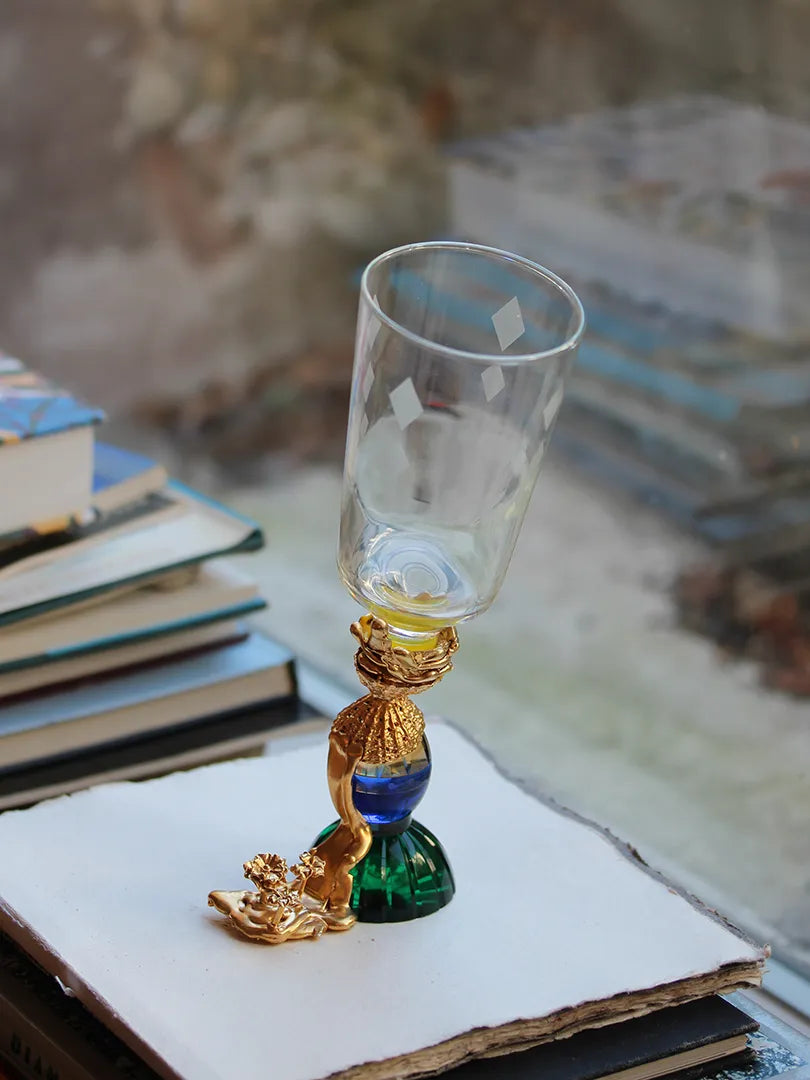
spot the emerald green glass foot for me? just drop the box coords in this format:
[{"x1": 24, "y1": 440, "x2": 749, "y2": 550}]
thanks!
[{"x1": 313, "y1": 819, "x2": 455, "y2": 923}]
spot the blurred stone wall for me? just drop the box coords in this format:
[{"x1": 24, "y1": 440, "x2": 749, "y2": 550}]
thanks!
[{"x1": 1, "y1": 0, "x2": 808, "y2": 466}]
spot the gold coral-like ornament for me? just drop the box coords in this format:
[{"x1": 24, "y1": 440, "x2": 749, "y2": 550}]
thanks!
[
  {"x1": 352, "y1": 615, "x2": 458, "y2": 699},
  {"x1": 208, "y1": 850, "x2": 333, "y2": 943}
]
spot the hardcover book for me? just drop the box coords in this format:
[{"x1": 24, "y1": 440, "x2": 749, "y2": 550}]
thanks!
[
  {"x1": 0, "y1": 632, "x2": 295, "y2": 773},
  {"x1": 0, "y1": 560, "x2": 264, "y2": 672},
  {"x1": 0, "y1": 441, "x2": 168, "y2": 560},
  {"x1": 0, "y1": 355, "x2": 103, "y2": 445},
  {"x1": 0, "y1": 617, "x2": 247, "y2": 701},
  {"x1": 0, "y1": 483, "x2": 264, "y2": 626},
  {"x1": 0, "y1": 723, "x2": 768, "y2": 1080},
  {"x1": 0, "y1": 354, "x2": 104, "y2": 538},
  {"x1": 0, "y1": 707, "x2": 317, "y2": 813},
  {"x1": 91, "y1": 442, "x2": 168, "y2": 514}
]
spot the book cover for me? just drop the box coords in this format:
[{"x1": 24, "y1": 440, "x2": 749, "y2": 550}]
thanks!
[
  {"x1": 0, "y1": 442, "x2": 167, "y2": 557},
  {"x1": 0, "y1": 561, "x2": 263, "y2": 673},
  {"x1": 92, "y1": 443, "x2": 168, "y2": 513},
  {"x1": 0, "y1": 618, "x2": 249, "y2": 700},
  {"x1": 0, "y1": 597, "x2": 267, "y2": 677},
  {"x1": 0, "y1": 723, "x2": 767, "y2": 1080},
  {"x1": 0, "y1": 632, "x2": 295, "y2": 773},
  {"x1": 0, "y1": 355, "x2": 101, "y2": 539},
  {"x1": 0, "y1": 491, "x2": 177, "y2": 575},
  {"x1": 0, "y1": 354, "x2": 104, "y2": 445},
  {"x1": 0, "y1": 697, "x2": 305, "y2": 811},
  {"x1": 0, "y1": 482, "x2": 264, "y2": 626},
  {"x1": 453, "y1": 997, "x2": 756, "y2": 1080}
]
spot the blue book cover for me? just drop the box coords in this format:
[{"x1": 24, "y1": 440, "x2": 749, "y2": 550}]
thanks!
[
  {"x1": 0, "y1": 633, "x2": 294, "y2": 747},
  {"x1": 91, "y1": 441, "x2": 168, "y2": 513},
  {"x1": 92, "y1": 443, "x2": 163, "y2": 499},
  {"x1": 0, "y1": 353, "x2": 104, "y2": 445},
  {"x1": 0, "y1": 595, "x2": 268, "y2": 676}
]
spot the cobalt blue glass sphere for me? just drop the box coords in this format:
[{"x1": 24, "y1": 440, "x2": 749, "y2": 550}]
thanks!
[{"x1": 351, "y1": 737, "x2": 431, "y2": 830}]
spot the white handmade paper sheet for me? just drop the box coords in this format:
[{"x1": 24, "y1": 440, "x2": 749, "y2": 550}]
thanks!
[{"x1": 0, "y1": 724, "x2": 764, "y2": 1080}]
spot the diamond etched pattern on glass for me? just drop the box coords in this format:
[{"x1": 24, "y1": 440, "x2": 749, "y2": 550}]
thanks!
[
  {"x1": 481, "y1": 364, "x2": 506, "y2": 402},
  {"x1": 389, "y1": 377, "x2": 424, "y2": 431},
  {"x1": 361, "y1": 360, "x2": 375, "y2": 402},
  {"x1": 542, "y1": 380, "x2": 565, "y2": 430},
  {"x1": 491, "y1": 296, "x2": 525, "y2": 350}
]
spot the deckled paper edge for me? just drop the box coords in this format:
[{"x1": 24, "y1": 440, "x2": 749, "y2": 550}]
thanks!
[
  {"x1": 436, "y1": 717, "x2": 769, "y2": 957},
  {"x1": 327, "y1": 962, "x2": 766, "y2": 1080}
]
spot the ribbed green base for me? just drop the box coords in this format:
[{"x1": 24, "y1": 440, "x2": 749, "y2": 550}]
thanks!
[{"x1": 313, "y1": 819, "x2": 455, "y2": 923}]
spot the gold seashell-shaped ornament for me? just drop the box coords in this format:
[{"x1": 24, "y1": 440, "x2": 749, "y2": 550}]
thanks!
[{"x1": 331, "y1": 695, "x2": 424, "y2": 765}]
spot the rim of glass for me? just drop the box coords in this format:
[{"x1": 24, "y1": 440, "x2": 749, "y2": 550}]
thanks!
[{"x1": 360, "y1": 241, "x2": 586, "y2": 365}]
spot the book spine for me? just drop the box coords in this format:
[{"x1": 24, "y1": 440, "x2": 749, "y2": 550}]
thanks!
[{"x1": 0, "y1": 985, "x2": 118, "y2": 1080}]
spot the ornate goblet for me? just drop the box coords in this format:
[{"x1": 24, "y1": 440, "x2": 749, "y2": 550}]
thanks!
[{"x1": 210, "y1": 242, "x2": 584, "y2": 941}]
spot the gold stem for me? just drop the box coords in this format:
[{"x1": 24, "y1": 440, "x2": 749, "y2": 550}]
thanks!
[{"x1": 304, "y1": 731, "x2": 371, "y2": 918}]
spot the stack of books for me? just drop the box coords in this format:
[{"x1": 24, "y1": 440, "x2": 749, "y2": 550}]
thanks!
[
  {"x1": 0, "y1": 723, "x2": 790, "y2": 1080},
  {"x1": 0, "y1": 353, "x2": 298, "y2": 810}
]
